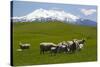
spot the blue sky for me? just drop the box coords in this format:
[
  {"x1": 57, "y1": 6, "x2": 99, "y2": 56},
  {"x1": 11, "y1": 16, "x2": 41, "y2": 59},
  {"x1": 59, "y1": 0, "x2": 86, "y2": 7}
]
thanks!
[{"x1": 12, "y1": 1, "x2": 97, "y2": 22}]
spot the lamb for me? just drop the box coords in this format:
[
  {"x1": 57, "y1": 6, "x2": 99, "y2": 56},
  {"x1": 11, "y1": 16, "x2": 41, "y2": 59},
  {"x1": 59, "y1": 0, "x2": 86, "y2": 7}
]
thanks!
[{"x1": 19, "y1": 42, "x2": 31, "y2": 50}]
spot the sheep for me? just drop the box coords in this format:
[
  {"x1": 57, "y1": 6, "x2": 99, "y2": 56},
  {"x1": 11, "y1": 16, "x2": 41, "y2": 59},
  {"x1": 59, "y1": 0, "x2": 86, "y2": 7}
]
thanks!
[
  {"x1": 19, "y1": 42, "x2": 31, "y2": 50},
  {"x1": 73, "y1": 39, "x2": 86, "y2": 51},
  {"x1": 39, "y1": 39, "x2": 86, "y2": 55},
  {"x1": 40, "y1": 42, "x2": 57, "y2": 54},
  {"x1": 66, "y1": 40, "x2": 77, "y2": 53},
  {"x1": 50, "y1": 45, "x2": 59, "y2": 56},
  {"x1": 57, "y1": 41, "x2": 69, "y2": 53},
  {"x1": 56, "y1": 40, "x2": 77, "y2": 53}
]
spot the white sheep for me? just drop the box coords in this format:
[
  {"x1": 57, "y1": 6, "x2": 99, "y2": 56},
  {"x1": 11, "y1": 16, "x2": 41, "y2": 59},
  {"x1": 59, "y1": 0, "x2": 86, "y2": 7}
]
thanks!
[
  {"x1": 73, "y1": 39, "x2": 85, "y2": 50},
  {"x1": 40, "y1": 42, "x2": 57, "y2": 54},
  {"x1": 19, "y1": 42, "x2": 31, "y2": 50}
]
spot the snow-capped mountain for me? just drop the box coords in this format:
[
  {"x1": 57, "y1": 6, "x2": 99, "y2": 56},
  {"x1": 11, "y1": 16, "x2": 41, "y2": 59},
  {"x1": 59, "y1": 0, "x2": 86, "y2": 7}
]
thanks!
[
  {"x1": 12, "y1": 8, "x2": 79, "y2": 22},
  {"x1": 12, "y1": 8, "x2": 97, "y2": 26}
]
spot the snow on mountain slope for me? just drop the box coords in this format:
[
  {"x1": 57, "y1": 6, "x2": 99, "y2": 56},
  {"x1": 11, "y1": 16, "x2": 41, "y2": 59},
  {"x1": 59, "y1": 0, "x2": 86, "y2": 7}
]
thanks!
[
  {"x1": 12, "y1": 8, "x2": 79, "y2": 22},
  {"x1": 12, "y1": 8, "x2": 96, "y2": 26}
]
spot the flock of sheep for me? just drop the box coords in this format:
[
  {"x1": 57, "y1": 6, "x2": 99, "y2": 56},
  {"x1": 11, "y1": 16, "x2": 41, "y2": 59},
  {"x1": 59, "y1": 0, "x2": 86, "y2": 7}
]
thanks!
[
  {"x1": 40, "y1": 39, "x2": 85, "y2": 55},
  {"x1": 17, "y1": 39, "x2": 86, "y2": 55}
]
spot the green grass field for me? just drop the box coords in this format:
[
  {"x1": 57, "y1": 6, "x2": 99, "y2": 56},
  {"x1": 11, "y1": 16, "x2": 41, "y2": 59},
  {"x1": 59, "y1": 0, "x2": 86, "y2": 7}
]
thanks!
[{"x1": 13, "y1": 21, "x2": 97, "y2": 66}]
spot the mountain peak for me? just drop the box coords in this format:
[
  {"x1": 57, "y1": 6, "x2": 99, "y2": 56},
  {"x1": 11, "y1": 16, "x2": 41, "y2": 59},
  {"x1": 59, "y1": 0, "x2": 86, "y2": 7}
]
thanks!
[
  {"x1": 12, "y1": 8, "x2": 97, "y2": 26},
  {"x1": 24, "y1": 8, "x2": 79, "y2": 21}
]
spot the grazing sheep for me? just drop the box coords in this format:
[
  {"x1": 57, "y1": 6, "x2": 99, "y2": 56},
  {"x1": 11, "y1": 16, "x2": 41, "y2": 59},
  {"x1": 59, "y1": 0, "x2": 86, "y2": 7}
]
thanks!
[
  {"x1": 50, "y1": 45, "x2": 59, "y2": 56},
  {"x1": 19, "y1": 42, "x2": 30, "y2": 50},
  {"x1": 73, "y1": 39, "x2": 86, "y2": 50},
  {"x1": 67, "y1": 40, "x2": 77, "y2": 53},
  {"x1": 57, "y1": 41, "x2": 69, "y2": 53},
  {"x1": 40, "y1": 42, "x2": 57, "y2": 54},
  {"x1": 39, "y1": 39, "x2": 86, "y2": 55}
]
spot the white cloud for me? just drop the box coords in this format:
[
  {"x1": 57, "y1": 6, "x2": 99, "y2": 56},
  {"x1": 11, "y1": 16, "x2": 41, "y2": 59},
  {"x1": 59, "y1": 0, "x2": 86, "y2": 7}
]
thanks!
[{"x1": 81, "y1": 9, "x2": 96, "y2": 16}]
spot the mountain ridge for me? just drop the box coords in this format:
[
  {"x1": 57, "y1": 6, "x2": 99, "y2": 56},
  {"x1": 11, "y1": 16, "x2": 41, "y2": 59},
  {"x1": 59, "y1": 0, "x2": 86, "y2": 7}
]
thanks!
[{"x1": 12, "y1": 8, "x2": 96, "y2": 26}]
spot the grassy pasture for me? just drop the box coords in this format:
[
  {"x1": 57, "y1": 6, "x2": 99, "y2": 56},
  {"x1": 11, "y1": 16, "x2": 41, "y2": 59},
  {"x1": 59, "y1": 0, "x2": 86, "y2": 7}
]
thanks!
[{"x1": 12, "y1": 21, "x2": 97, "y2": 66}]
